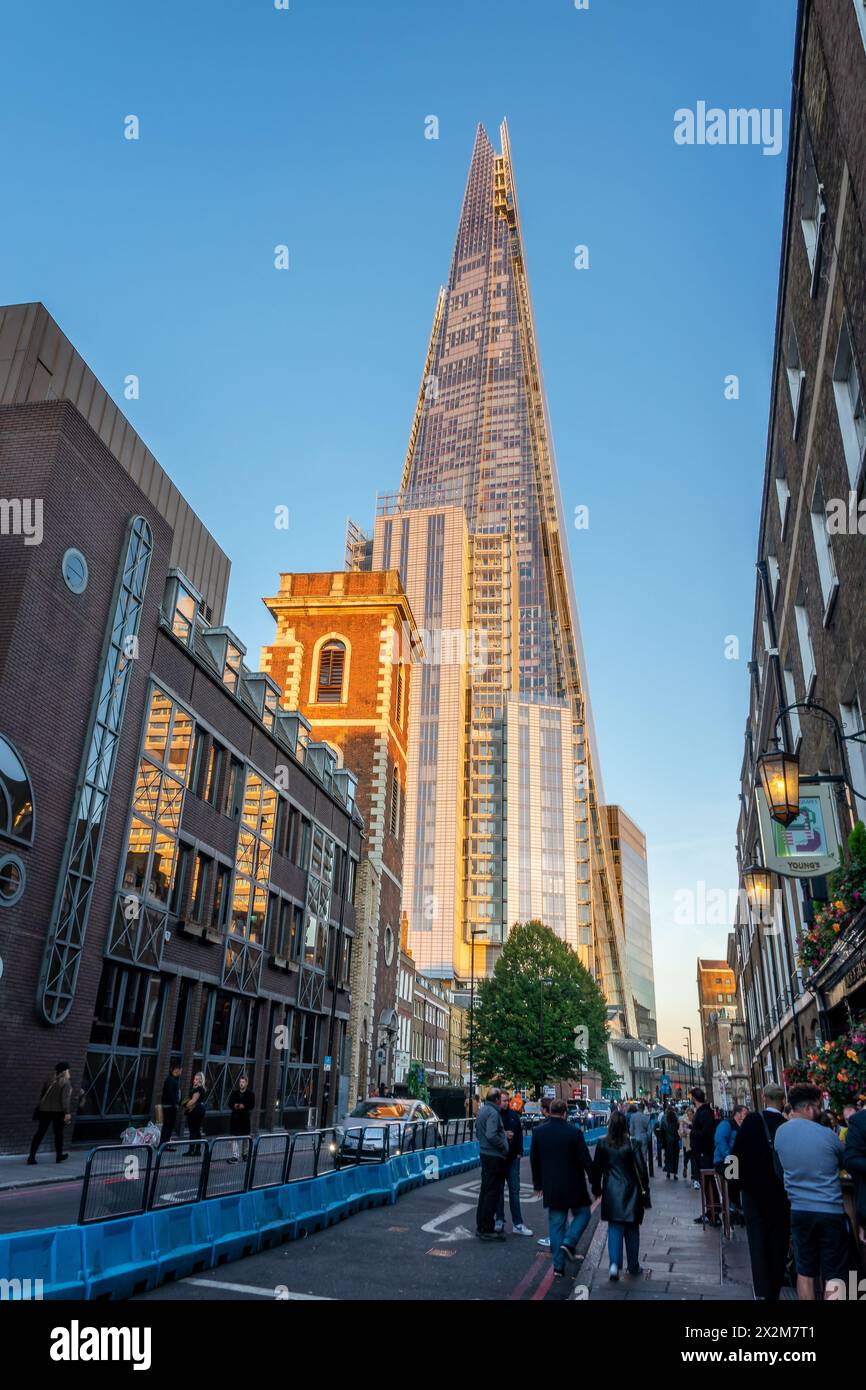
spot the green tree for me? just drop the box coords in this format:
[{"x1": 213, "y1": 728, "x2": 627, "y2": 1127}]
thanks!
[{"x1": 470, "y1": 920, "x2": 616, "y2": 1095}]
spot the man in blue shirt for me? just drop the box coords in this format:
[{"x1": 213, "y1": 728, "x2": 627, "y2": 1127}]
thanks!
[{"x1": 774, "y1": 1083, "x2": 847, "y2": 1300}]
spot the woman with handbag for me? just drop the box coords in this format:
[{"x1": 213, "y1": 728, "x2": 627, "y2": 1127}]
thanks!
[
  {"x1": 184, "y1": 1071, "x2": 207, "y2": 1154},
  {"x1": 592, "y1": 1109, "x2": 651, "y2": 1281}
]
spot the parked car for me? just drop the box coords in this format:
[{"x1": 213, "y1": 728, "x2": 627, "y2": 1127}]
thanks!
[
  {"x1": 589, "y1": 1101, "x2": 610, "y2": 1127},
  {"x1": 336, "y1": 1099, "x2": 439, "y2": 1165}
]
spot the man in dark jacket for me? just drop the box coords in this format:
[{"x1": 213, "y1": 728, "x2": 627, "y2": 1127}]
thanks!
[
  {"x1": 495, "y1": 1092, "x2": 532, "y2": 1235},
  {"x1": 475, "y1": 1088, "x2": 509, "y2": 1239},
  {"x1": 28, "y1": 1062, "x2": 73, "y2": 1164},
  {"x1": 160, "y1": 1062, "x2": 183, "y2": 1146},
  {"x1": 843, "y1": 1106, "x2": 866, "y2": 1239},
  {"x1": 689, "y1": 1088, "x2": 716, "y2": 1191},
  {"x1": 530, "y1": 1098, "x2": 594, "y2": 1277},
  {"x1": 730, "y1": 1083, "x2": 789, "y2": 1300}
]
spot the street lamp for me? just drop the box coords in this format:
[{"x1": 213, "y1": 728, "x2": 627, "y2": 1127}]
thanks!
[
  {"x1": 742, "y1": 862, "x2": 774, "y2": 923},
  {"x1": 538, "y1": 976, "x2": 553, "y2": 1099},
  {"x1": 467, "y1": 927, "x2": 487, "y2": 1112},
  {"x1": 757, "y1": 746, "x2": 800, "y2": 826},
  {"x1": 682, "y1": 1025, "x2": 694, "y2": 1089}
]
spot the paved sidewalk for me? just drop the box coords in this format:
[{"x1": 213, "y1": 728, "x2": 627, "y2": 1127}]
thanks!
[
  {"x1": 580, "y1": 1165, "x2": 754, "y2": 1300},
  {"x1": 0, "y1": 1149, "x2": 90, "y2": 1192}
]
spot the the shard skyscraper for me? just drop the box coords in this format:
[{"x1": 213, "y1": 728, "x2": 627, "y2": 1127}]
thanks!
[{"x1": 349, "y1": 121, "x2": 636, "y2": 1038}]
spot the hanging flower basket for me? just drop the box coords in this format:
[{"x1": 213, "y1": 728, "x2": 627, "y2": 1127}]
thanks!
[
  {"x1": 798, "y1": 821, "x2": 866, "y2": 973},
  {"x1": 785, "y1": 1016, "x2": 866, "y2": 1111}
]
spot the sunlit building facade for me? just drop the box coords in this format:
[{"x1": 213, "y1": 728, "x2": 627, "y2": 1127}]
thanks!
[
  {"x1": 605, "y1": 806, "x2": 657, "y2": 1045},
  {"x1": 349, "y1": 122, "x2": 635, "y2": 1033}
]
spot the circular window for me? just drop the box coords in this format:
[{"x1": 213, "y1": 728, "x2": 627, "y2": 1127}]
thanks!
[
  {"x1": 383, "y1": 925, "x2": 394, "y2": 966},
  {"x1": 62, "y1": 548, "x2": 89, "y2": 594},
  {"x1": 0, "y1": 853, "x2": 25, "y2": 907}
]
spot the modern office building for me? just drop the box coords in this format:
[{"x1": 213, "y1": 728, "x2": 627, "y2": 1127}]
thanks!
[
  {"x1": 605, "y1": 806, "x2": 658, "y2": 1046},
  {"x1": 733, "y1": 0, "x2": 866, "y2": 1098},
  {"x1": 0, "y1": 325, "x2": 365, "y2": 1151},
  {"x1": 259, "y1": 569, "x2": 419, "y2": 1102},
  {"x1": 348, "y1": 121, "x2": 636, "y2": 1041}
]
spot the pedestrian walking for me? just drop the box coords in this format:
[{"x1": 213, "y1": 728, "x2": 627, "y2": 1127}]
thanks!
[
  {"x1": 714, "y1": 1104, "x2": 746, "y2": 1214},
  {"x1": 27, "y1": 1062, "x2": 73, "y2": 1164},
  {"x1": 184, "y1": 1071, "x2": 207, "y2": 1153},
  {"x1": 591, "y1": 1110, "x2": 651, "y2": 1281},
  {"x1": 843, "y1": 1104, "x2": 866, "y2": 1246},
  {"x1": 628, "y1": 1101, "x2": 652, "y2": 1178},
  {"x1": 475, "y1": 1087, "x2": 509, "y2": 1240},
  {"x1": 730, "y1": 1083, "x2": 790, "y2": 1301},
  {"x1": 530, "y1": 1098, "x2": 594, "y2": 1278},
  {"x1": 679, "y1": 1106, "x2": 694, "y2": 1181},
  {"x1": 494, "y1": 1091, "x2": 532, "y2": 1235},
  {"x1": 662, "y1": 1104, "x2": 680, "y2": 1179},
  {"x1": 652, "y1": 1107, "x2": 665, "y2": 1168},
  {"x1": 774, "y1": 1083, "x2": 848, "y2": 1300},
  {"x1": 689, "y1": 1087, "x2": 716, "y2": 1192},
  {"x1": 227, "y1": 1075, "x2": 254, "y2": 1162},
  {"x1": 159, "y1": 1061, "x2": 182, "y2": 1146}
]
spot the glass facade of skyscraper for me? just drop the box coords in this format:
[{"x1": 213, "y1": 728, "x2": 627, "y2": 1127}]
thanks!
[{"x1": 353, "y1": 123, "x2": 635, "y2": 1031}]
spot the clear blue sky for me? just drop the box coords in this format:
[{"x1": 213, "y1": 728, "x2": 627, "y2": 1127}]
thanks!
[{"x1": 2, "y1": 0, "x2": 798, "y2": 1053}]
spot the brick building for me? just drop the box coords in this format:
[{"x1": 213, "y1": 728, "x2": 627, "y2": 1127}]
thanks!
[
  {"x1": 412, "y1": 974, "x2": 451, "y2": 1090},
  {"x1": 0, "y1": 367, "x2": 363, "y2": 1151},
  {"x1": 697, "y1": 959, "x2": 739, "y2": 1111},
  {"x1": 733, "y1": 0, "x2": 866, "y2": 1098},
  {"x1": 260, "y1": 569, "x2": 418, "y2": 1104}
]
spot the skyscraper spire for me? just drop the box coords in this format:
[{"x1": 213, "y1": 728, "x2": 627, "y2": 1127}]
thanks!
[{"x1": 364, "y1": 123, "x2": 636, "y2": 1037}]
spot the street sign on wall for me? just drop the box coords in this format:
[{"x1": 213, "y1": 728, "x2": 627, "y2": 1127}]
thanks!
[{"x1": 755, "y1": 784, "x2": 841, "y2": 879}]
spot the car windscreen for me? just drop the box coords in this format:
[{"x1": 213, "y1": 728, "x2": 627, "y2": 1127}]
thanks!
[{"x1": 347, "y1": 1103, "x2": 409, "y2": 1119}]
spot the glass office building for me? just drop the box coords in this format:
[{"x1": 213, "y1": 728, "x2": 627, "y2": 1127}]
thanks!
[{"x1": 352, "y1": 123, "x2": 635, "y2": 1031}]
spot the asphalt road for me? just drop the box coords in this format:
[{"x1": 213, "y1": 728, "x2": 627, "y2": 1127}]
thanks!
[{"x1": 133, "y1": 1156, "x2": 598, "y2": 1302}]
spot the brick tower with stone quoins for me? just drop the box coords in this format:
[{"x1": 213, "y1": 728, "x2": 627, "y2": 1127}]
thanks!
[{"x1": 261, "y1": 570, "x2": 420, "y2": 1104}]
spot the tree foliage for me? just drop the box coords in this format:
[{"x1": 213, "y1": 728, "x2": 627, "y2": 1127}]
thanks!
[{"x1": 470, "y1": 920, "x2": 615, "y2": 1094}]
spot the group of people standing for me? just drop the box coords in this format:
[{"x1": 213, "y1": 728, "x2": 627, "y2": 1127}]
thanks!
[{"x1": 27, "y1": 1061, "x2": 256, "y2": 1162}]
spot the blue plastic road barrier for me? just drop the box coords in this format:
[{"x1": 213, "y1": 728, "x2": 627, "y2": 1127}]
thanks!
[
  {"x1": 83, "y1": 1214, "x2": 158, "y2": 1300},
  {"x1": 206, "y1": 1192, "x2": 259, "y2": 1266},
  {"x1": 0, "y1": 1133, "x2": 481, "y2": 1301},
  {"x1": 151, "y1": 1203, "x2": 212, "y2": 1284},
  {"x1": 0, "y1": 1224, "x2": 85, "y2": 1301}
]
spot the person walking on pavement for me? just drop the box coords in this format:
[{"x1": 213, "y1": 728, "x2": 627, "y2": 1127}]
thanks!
[
  {"x1": 530, "y1": 1098, "x2": 594, "y2": 1278},
  {"x1": 27, "y1": 1062, "x2": 73, "y2": 1164},
  {"x1": 184, "y1": 1071, "x2": 208, "y2": 1153},
  {"x1": 689, "y1": 1087, "x2": 716, "y2": 1193},
  {"x1": 714, "y1": 1104, "x2": 746, "y2": 1216},
  {"x1": 495, "y1": 1091, "x2": 533, "y2": 1236},
  {"x1": 652, "y1": 1107, "x2": 665, "y2": 1169},
  {"x1": 662, "y1": 1104, "x2": 680, "y2": 1180},
  {"x1": 159, "y1": 1061, "x2": 183, "y2": 1147},
  {"x1": 475, "y1": 1087, "x2": 509, "y2": 1240},
  {"x1": 227, "y1": 1075, "x2": 255, "y2": 1161},
  {"x1": 628, "y1": 1101, "x2": 652, "y2": 1178},
  {"x1": 730, "y1": 1083, "x2": 789, "y2": 1301},
  {"x1": 679, "y1": 1106, "x2": 694, "y2": 1181},
  {"x1": 774, "y1": 1083, "x2": 849, "y2": 1300},
  {"x1": 843, "y1": 1104, "x2": 866, "y2": 1247},
  {"x1": 592, "y1": 1109, "x2": 651, "y2": 1281}
]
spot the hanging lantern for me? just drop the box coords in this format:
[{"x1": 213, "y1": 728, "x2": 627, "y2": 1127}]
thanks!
[
  {"x1": 742, "y1": 863, "x2": 774, "y2": 923},
  {"x1": 758, "y1": 748, "x2": 800, "y2": 826}
]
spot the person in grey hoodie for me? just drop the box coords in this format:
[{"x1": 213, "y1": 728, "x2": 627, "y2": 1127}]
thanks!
[{"x1": 475, "y1": 1087, "x2": 509, "y2": 1239}]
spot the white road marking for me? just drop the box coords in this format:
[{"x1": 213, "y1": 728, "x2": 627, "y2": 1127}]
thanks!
[
  {"x1": 181, "y1": 1278, "x2": 332, "y2": 1300},
  {"x1": 421, "y1": 1201, "x2": 474, "y2": 1241}
]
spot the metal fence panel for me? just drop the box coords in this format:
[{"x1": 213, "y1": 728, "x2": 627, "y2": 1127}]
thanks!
[
  {"x1": 203, "y1": 1136, "x2": 252, "y2": 1199},
  {"x1": 148, "y1": 1140, "x2": 209, "y2": 1210},
  {"x1": 249, "y1": 1131, "x2": 291, "y2": 1189},
  {"x1": 78, "y1": 1144, "x2": 152, "y2": 1225}
]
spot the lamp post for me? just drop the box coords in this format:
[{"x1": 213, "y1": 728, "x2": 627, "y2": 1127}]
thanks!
[
  {"x1": 682, "y1": 1026, "x2": 694, "y2": 1091},
  {"x1": 760, "y1": 700, "x2": 866, "y2": 833},
  {"x1": 467, "y1": 927, "x2": 487, "y2": 1112},
  {"x1": 538, "y1": 976, "x2": 553, "y2": 1099}
]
